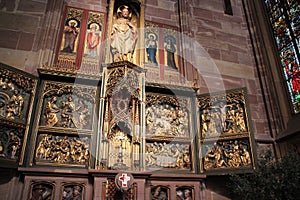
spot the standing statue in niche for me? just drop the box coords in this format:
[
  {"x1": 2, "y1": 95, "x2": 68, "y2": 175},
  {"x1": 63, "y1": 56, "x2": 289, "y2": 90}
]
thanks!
[{"x1": 110, "y1": 5, "x2": 138, "y2": 62}]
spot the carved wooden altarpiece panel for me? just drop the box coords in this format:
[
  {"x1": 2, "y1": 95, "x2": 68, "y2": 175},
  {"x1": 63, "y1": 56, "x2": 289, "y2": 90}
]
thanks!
[
  {"x1": 0, "y1": 63, "x2": 38, "y2": 166},
  {"x1": 31, "y1": 81, "x2": 97, "y2": 167},
  {"x1": 145, "y1": 92, "x2": 194, "y2": 172},
  {"x1": 197, "y1": 88, "x2": 256, "y2": 173}
]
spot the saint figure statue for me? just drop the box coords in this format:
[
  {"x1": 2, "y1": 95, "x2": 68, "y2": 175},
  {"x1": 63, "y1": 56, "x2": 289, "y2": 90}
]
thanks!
[{"x1": 110, "y1": 5, "x2": 138, "y2": 62}]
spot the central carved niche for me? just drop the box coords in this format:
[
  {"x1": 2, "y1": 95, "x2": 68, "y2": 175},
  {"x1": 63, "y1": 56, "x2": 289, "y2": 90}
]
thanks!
[{"x1": 99, "y1": 65, "x2": 142, "y2": 170}]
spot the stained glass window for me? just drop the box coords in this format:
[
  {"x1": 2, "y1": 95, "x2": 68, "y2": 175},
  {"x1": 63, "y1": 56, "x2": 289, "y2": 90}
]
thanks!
[{"x1": 264, "y1": 0, "x2": 300, "y2": 114}]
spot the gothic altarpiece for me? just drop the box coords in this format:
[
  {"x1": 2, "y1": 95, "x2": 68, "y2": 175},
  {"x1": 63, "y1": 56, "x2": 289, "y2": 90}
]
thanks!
[{"x1": 0, "y1": 0, "x2": 257, "y2": 199}]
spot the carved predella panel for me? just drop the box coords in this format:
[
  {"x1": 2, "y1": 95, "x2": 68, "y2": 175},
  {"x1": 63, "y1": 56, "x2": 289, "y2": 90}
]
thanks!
[
  {"x1": 145, "y1": 141, "x2": 192, "y2": 171},
  {"x1": 150, "y1": 185, "x2": 169, "y2": 200},
  {"x1": 202, "y1": 138, "x2": 253, "y2": 171},
  {"x1": 34, "y1": 133, "x2": 90, "y2": 167},
  {"x1": 0, "y1": 127, "x2": 24, "y2": 161},
  {"x1": 197, "y1": 88, "x2": 250, "y2": 139},
  {"x1": 176, "y1": 186, "x2": 194, "y2": 200},
  {"x1": 61, "y1": 184, "x2": 84, "y2": 200},
  {"x1": 29, "y1": 182, "x2": 54, "y2": 200},
  {"x1": 0, "y1": 66, "x2": 37, "y2": 124},
  {"x1": 39, "y1": 81, "x2": 96, "y2": 131},
  {"x1": 146, "y1": 93, "x2": 190, "y2": 138}
]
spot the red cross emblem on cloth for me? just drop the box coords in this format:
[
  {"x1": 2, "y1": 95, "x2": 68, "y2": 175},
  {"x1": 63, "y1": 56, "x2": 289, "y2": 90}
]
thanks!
[
  {"x1": 119, "y1": 173, "x2": 131, "y2": 187},
  {"x1": 115, "y1": 172, "x2": 134, "y2": 191}
]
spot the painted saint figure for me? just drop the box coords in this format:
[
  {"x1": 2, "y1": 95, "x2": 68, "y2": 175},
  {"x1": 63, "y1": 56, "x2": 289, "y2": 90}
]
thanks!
[
  {"x1": 146, "y1": 33, "x2": 158, "y2": 64},
  {"x1": 164, "y1": 36, "x2": 177, "y2": 69},
  {"x1": 62, "y1": 19, "x2": 79, "y2": 53},
  {"x1": 86, "y1": 23, "x2": 101, "y2": 57},
  {"x1": 110, "y1": 5, "x2": 138, "y2": 62}
]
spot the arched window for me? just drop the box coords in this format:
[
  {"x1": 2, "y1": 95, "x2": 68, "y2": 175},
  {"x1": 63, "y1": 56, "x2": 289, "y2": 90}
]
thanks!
[{"x1": 264, "y1": 0, "x2": 300, "y2": 114}]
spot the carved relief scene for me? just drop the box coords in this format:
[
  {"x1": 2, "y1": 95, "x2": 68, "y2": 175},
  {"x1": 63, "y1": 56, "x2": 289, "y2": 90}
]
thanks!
[
  {"x1": 35, "y1": 134, "x2": 90, "y2": 166},
  {"x1": 146, "y1": 93, "x2": 190, "y2": 138},
  {"x1": 202, "y1": 139, "x2": 253, "y2": 171},
  {"x1": 145, "y1": 141, "x2": 191, "y2": 170},
  {"x1": 151, "y1": 186, "x2": 169, "y2": 200},
  {"x1": 0, "y1": 67, "x2": 36, "y2": 123},
  {"x1": 29, "y1": 183, "x2": 54, "y2": 200},
  {"x1": 0, "y1": 127, "x2": 23, "y2": 161},
  {"x1": 176, "y1": 187, "x2": 194, "y2": 200},
  {"x1": 39, "y1": 82, "x2": 96, "y2": 130},
  {"x1": 62, "y1": 184, "x2": 84, "y2": 200},
  {"x1": 198, "y1": 89, "x2": 249, "y2": 138}
]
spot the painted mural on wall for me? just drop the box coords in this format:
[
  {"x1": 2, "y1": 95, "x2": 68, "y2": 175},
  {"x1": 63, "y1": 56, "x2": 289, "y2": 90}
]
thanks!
[
  {"x1": 144, "y1": 22, "x2": 180, "y2": 71},
  {"x1": 55, "y1": 7, "x2": 105, "y2": 73},
  {"x1": 145, "y1": 22, "x2": 159, "y2": 66},
  {"x1": 197, "y1": 88, "x2": 255, "y2": 172}
]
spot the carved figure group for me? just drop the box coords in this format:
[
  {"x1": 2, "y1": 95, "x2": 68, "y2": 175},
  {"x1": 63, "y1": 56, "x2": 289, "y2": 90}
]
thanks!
[
  {"x1": 0, "y1": 88, "x2": 25, "y2": 120},
  {"x1": 145, "y1": 142, "x2": 190, "y2": 169},
  {"x1": 146, "y1": 104, "x2": 188, "y2": 136},
  {"x1": 176, "y1": 188, "x2": 192, "y2": 200},
  {"x1": 0, "y1": 131, "x2": 21, "y2": 160},
  {"x1": 151, "y1": 186, "x2": 168, "y2": 200},
  {"x1": 63, "y1": 185, "x2": 82, "y2": 200},
  {"x1": 44, "y1": 96, "x2": 90, "y2": 129},
  {"x1": 36, "y1": 135, "x2": 89, "y2": 165},
  {"x1": 203, "y1": 140, "x2": 252, "y2": 170},
  {"x1": 201, "y1": 103, "x2": 247, "y2": 137},
  {"x1": 30, "y1": 184, "x2": 52, "y2": 200}
]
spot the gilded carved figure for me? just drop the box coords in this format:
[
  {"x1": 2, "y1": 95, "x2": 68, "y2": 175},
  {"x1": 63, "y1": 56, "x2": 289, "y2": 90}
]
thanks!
[
  {"x1": 45, "y1": 97, "x2": 59, "y2": 127},
  {"x1": 110, "y1": 5, "x2": 138, "y2": 62},
  {"x1": 7, "y1": 89, "x2": 24, "y2": 119}
]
